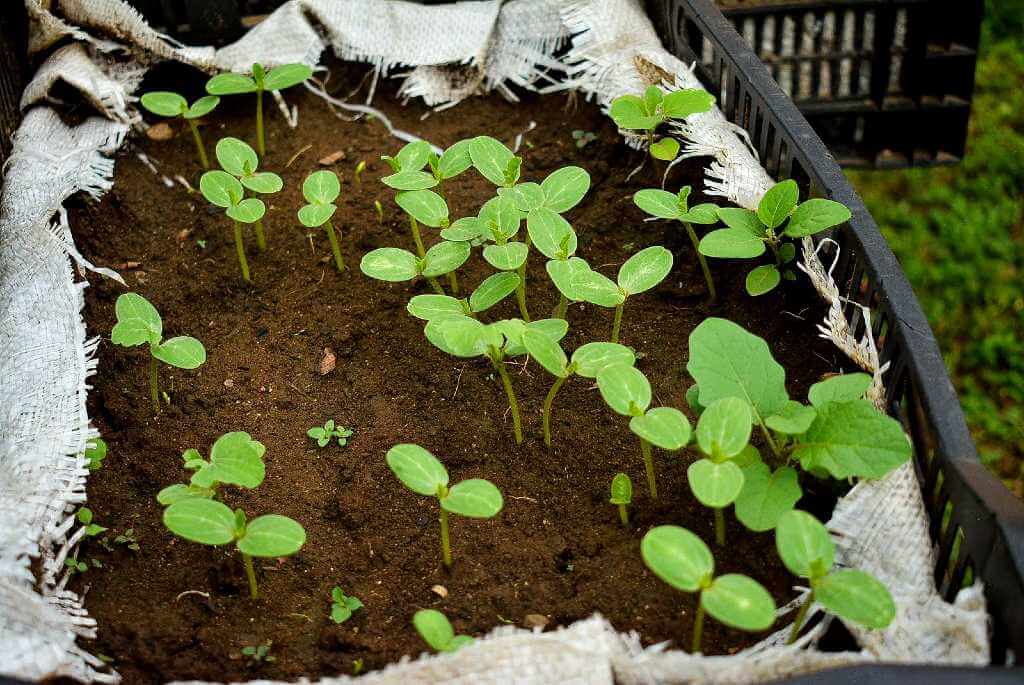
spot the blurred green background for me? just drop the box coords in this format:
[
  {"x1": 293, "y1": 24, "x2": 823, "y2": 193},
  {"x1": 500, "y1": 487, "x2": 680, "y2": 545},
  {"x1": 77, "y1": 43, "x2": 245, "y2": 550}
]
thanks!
[{"x1": 848, "y1": 2, "x2": 1023, "y2": 495}]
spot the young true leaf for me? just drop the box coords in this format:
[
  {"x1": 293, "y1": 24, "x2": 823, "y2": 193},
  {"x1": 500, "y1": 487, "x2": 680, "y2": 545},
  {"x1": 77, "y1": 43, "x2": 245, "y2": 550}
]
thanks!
[
  {"x1": 807, "y1": 373, "x2": 873, "y2": 408},
  {"x1": 745, "y1": 264, "x2": 781, "y2": 296},
  {"x1": 649, "y1": 137, "x2": 680, "y2": 161},
  {"x1": 610, "y1": 472, "x2": 633, "y2": 526},
  {"x1": 609, "y1": 87, "x2": 713, "y2": 159},
  {"x1": 112, "y1": 293, "x2": 205, "y2": 413},
  {"x1": 733, "y1": 462, "x2": 801, "y2": 532},
  {"x1": 764, "y1": 401, "x2": 817, "y2": 435},
  {"x1": 414, "y1": 609, "x2": 474, "y2": 653},
  {"x1": 792, "y1": 400, "x2": 911, "y2": 479},
  {"x1": 307, "y1": 420, "x2": 353, "y2": 448},
  {"x1": 330, "y1": 586, "x2": 364, "y2": 624},
  {"x1": 157, "y1": 431, "x2": 266, "y2": 505},
  {"x1": 757, "y1": 179, "x2": 799, "y2": 230},
  {"x1": 387, "y1": 444, "x2": 502, "y2": 566},
  {"x1": 85, "y1": 437, "x2": 107, "y2": 471},
  {"x1": 140, "y1": 91, "x2": 220, "y2": 168}
]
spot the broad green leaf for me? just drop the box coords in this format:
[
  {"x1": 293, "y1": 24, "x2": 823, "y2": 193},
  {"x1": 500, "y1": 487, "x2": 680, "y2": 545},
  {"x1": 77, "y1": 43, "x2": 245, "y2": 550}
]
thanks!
[
  {"x1": 297, "y1": 202, "x2": 336, "y2": 227},
  {"x1": 184, "y1": 95, "x2": 219, "y2": 119},
  {"x1": 633, "y1": 189, "x2": 682, "y2": 220},
  {"x1": 469, "y1": 272, "x2": 520, "y2": 312},
  {"x1": 597, "y1": 365, "x2": 651, "y2": 416},
  {"x1": 610, "y1": 95, "x2": 659, "y2": 130},
  {"x1": 793, "y1": 400, "x2": 911, "y2": 479},
  {"x1": 226, "y1": 197, "x2": 266, "y2": 223},
  {"x1": 775, "y1": 509, "x2": 834, "y2": 578},
  {"x1": 204, "y1": 431, "x2": 266, "y2": 488},
  {"x1": 303, "y1": 170, "x2": 341, "y2": 204},
  {"x1": 696, "y1": 397, "x2": 752, "y2": 458},
  {"x1": 140, "y1": 91, "x2": 186, "y2": 117},
  {"x1": 163, "y1": 498, "x2": 236, "y2": 545},
  {"x1": 610, "y1": 472, "x2": 632, "y2": 505},
  {"x1": 745, "y1": 264, "x2": 781, "y2": 296},
  {"x1": 571, "y1": 342, "x2": 635, "y2": 379},
  {"x1": 784, "y1": 198, "x2": 851, "y2": 238},
  {"x1": 629, "y1": 407, "x2": 691, "y2": 450},
  {"x1": 503, "y1": 182, "x2": 545, "y2": 212},
  {"x1": 649, "y1": 137, "x2": 679, "y2": 161},
  {"x1": 640, "y1": 525, "x2": 713, "y2": 592},
  {"x1": 157, "y1": 483, "x2": 214, "y2": 505},
  {"x1": 396, "y1": 190, "x2": 448, "y2": 227},
  {"x1": 424, "y1": 316, "x2": 489, "y2": 358},
  {"x1": 262, "y1": 63, "x2": 313, "y2": 91},
  {"x1": 702, "y1": 574, "x2": 776, "y2": 631},
  {"x1": 422, "y1": 240, "x2": 470, "y2": 278},
  {"x1": 765, "y1": 401, "x2": 817, "y2": 434},
  {"x1": 237, "y1": 514, "x2": 306, "y2": 557},
  {"x1": 687, "y1": 317, "x2": 789, "y2": 418},
  {"x1": 757, "y1": 179, "x2": 799, "y2": 230},
  {"x1": 808, "y1": 373, "x2": 873, "y2": 408},
  {"x1": 688, "y1": 459, "x2": 744, "y2": 508},
  {"x1": 111, "y1": 292, "x2": 162, "y2": 346},
  {"x1": 199, "y1": 170, "x2": 242, "y2": 208},
  {"x1": 414, "y1": 609, "x2": 455, "y2": 651},
  {"x1": 479, "y1": 195, "x2": 520, "y2": 239},
  {"x1": 205, "y1": 72, "x2": 257, "y2": 95},
  {"x1": 482, "y1": 241, "x2": 528, "y2": 271},
  {"x1": 152, "y1": 336, "x2": 206, "y2": 369},
  {"x1": 394, "y1": 140, "x2": 432, "y2": 172},
  {"x1": 215, "y1": 137, "x2": 258, "y2": 177},
  {"x1": 470, "y1": 135, "x2": 514, "y2": 186},
  {"x1": 571, "y1": 268, "x2": 624, "y2": 307},
  {"x1": 699, "y1": 229, "x2": 767, "y2": 258},
  {"x1": 242, "y1": 171, "x2": 283, "y2": 194},
  {"x1": 382, "y1": 170, "x2": 437, "y2": 191},
  {"x1": 685, "y1": 383, "x2": 705, "y2": 416},
  {"x1": 441, "y1": 479, "x2": 503, "y2": 518},
  {"x1": 386, "y1": 444, "x2": 449, "y2": 496},
  {"x1": 814, "y1": 569, "x2": 895, "y2": 629},
  {"x1": 618, "y1": 245, "x2": 673, "y2": 295},
  {"x1": 717, "y1": 207, "x2": 765, "y2": 236},
  {"x1": 733, "y1": 444, "x2": 763, "y2": 469},
  {"x1": 360, "y1": 247, "x2": 420, "y2": 282},
  {"x1": 527, "y1": 208, "x2": 577, "y2": 260},
  {"x1": 546, "y1": 256, "x2": 590, "y2": 302},
  {"x1": 540, "y1": 166, "x2": 589, "y2": 213},
  {"x1": 662, "y1": 88, "x2": 715, "y2": 118},
  {"x1": 407, "y1": 294, "x2": 466, "y2": 321},
  {"x1": 522, "y1": 328, "x2": 568, "y2": 378},
  {"x1": 779, "y1": 242, "x2": 797, "y2": 263},
  {"x1": 734, "y1": 464, "x2": 801, "y2": 532},
  {"x1": 441, "y1": 217, "x2": 486, "y2": 242},
  {"x1": 437, "y1": 139, "x2": 472, "y2": 179},
  {"x1": 683, "y1": 203, "x2": 720, "y2": 225}
]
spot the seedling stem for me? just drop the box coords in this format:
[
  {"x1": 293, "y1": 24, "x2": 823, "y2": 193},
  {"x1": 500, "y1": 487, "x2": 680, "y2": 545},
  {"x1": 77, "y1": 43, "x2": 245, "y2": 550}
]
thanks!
[
  {"x1": 788, "y1": 591, "x2": 813, "y2": 644},
  {"x1": 439, "y1": 504, "x2": 452, "y2": 567},
  {"x1": 490, "y1": 349, "x2": 523, "y2": 445},
  {"x1": 325, "y1": 222, "x2": 345, "y2": 271},
  {"x1": 447, "y1": 272, "x2": 459, "y2": 295},
  {"x1": 410, "y1": 217, "x2": 426, "y2": 258},
  {"x1": 515, "y1": 266, "x2": 531, "y2": 322},
  {"x1": 640, "y1": 438, "x2": 657, "y2": 499},
  {"x1": 256, "y1": 89, "x2": 265, "y2": 157},
  {"x1": 618, "y1": 502, "x2": 629, "y2": 527},
  {"x1": 684, "y1": 221, "x2": 716, "y2": 301},
  {"x1": 234, "y1": 220, "x2": 251, "y2": 281},
  {"x1": 149, "y1": 355, "x2": 159, "y2": 413},
  {"x1": 243, "y1": 552, "x2": 258, "y2": 598},
  {"x1": 554, "y1": 293, "x2": 568, "y2": 319},
  {"x1": 254, "y1": 220, "x2": 267, "y2": 252},
  {"x1": 715, "y1": 508, "x2": 726, "y2": 546},
  {"x1": 187, "y1": 119, "x2": 209, "y2": 169},
  {"x1": 611, "y1": 303, "x2": 624, "y2": 344},
  {"x1": 692, "y1": 603, "x2": 706, "y2": 653},
  {"x1": 542, "y1": 375, "x2": 568, "y2": 447}
]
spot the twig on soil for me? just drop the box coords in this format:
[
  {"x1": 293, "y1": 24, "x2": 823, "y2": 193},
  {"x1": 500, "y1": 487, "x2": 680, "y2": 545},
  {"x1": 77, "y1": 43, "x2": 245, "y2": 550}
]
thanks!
[
  {"x1": 286, "y1": 144, "x2": 312, "y2": 168},
  {"x1": 175, "y1": 590, "x2": 211, "y2": 602}
]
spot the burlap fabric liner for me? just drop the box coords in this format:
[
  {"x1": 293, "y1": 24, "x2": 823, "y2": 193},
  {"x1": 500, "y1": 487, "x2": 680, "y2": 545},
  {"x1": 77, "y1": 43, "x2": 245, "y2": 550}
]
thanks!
[{"x1": 0, "y1": 0, "x2": 988, "y2": 682}]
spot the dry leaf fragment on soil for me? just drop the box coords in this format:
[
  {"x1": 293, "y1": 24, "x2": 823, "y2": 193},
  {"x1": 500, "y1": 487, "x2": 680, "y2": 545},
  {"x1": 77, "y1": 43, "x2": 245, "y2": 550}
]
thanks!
[
  {"x1": 524, "y1": 614, "x2": 549, "y2": 630},
  {"x1": 430, "y1": 585, "x2": 448, "y2": 598},
  {"x1": 319, "y1": 150, "x2": 346, "y2": 165},
  {"x1": 146, "y1": 123, "x2": 174, "y2": 141},
  {"x1": 319, "y1": 347, "x2": 336, "y2": 375}
]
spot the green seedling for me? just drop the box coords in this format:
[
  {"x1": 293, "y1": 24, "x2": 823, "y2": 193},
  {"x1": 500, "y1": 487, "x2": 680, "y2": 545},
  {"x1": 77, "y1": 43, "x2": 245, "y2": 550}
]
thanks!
[
  {"x1": 307, "y1": 420, "x2": 353, "y2": 448},
  {"x1": 698, "y1": 179, "x2": 852, "y2": 295},
  {"x1": 65, "y1": 555, "x2": 101, "y2": 575},
  {"x1": 634, "y1": 186, "x2": 720, "y2": 299},
  {"x1": 413, "y1": 609, "x2": 474, "y2": 653},
  {"x1": 360, "y1": 239, "x2": 469, "y2": 296},
  {"x1": 642, "y1": 525, "x2": 776, "y2": 653},
  {"x1": 77, "y1": 507, "x2": 108, "y2": 538},
  {"x1": 354, "y1": 160, "x2": 367, "y2": 188},
  {"x1": 85, "y1": 437, "x2": 107, "y2": 471},
  {"x1": 609, "y1": 86, "x2": 714, "y2": 160},
  {"x1": 163, "y1": 497, "x2": 305, "y2": 598},
  {"x1": 521, "y1": 332, "x2": 635, "y2": 447},
  {"x1": 776, "y1": 510, "x2": 895, "y2": 643},
  {"x1": 241, "y1": 641, "x2": 276, "y2": 664},
  {"x1": 298, "y1": 170, "x2": 346, "y2": 271},
  {"x1": 111, "y1": 292, "x2": 206, "y2": 413},
  {"x1": 597, "y1": 364, "x2": 691, "y2": 498},
  {"x1": 568, "y1": 246, "x2": 673, "y2": 343},
  {"x1": 406, "y1": 272, "x2": 521, "y2": 321},
  {"x1": 112, "y1": 529, "x2": 140, "y2": 552},
  {"x1": 206, "y1": 62, "x2": 312, "y2": 157},
  {"x1": 139, "y1": 91, "x2": 220, "y2": 168},
  {"x1": 200, "y1": 169, "x2": 266, "y2": 281},
  {"x1": 469, "y1": 135, "x2": 522, "y2": 189},
  {"x1": 157, "y1": 432, "x2": 266, "y2": 505},
  {"x1": 330, "y1": 586, "x2": 364, "y2": 624},
  {"x1": 387, "y1": 444, "x2": 503, "y2": 567},
  {"x1": 572, "y1": 129, "x2": 597, "y2": 148},
  {"x1": 610, "y1": 472, "x2": 633, "y2": 526},
  {"x1": 374, "y1": 199, "x2": 384, "y2": 223},
  {"x1": 215, "y1": 137, "x2": 281, "y2": 252}
]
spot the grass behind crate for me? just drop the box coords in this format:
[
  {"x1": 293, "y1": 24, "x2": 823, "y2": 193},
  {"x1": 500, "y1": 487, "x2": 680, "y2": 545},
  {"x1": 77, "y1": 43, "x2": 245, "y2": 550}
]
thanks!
[{"x1": 848, "y1": 24, "x2": 1024, "y2": 495}]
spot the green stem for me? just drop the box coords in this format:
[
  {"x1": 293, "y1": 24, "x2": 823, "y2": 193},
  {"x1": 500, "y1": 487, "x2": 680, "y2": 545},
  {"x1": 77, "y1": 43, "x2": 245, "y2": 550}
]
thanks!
[
  {"x1": 515, "y1": 265, "x2": 530, "y2": 322},
  {"x1": 767, "y1": 237, "x2": 783, "y2": 267},
  {"x1": 427, "y1": 277, "x2": 445, "y2": 295},
  {"x1": 611, "y1": 302, "x2": 624, "y2": 344},
  {"x1": 440, "y1": 506, "x2": 452, "y2": 567},
  {"x1": 714, "y1": 508, "x2": 725, "y2": 546},
  {"x1": 233, "y1": 220, "x2": 251, "y2": 282},
  {"x1": 409, "y1": 217, "x2": 426, "y2": 258},
  {"x1": 149, "y1": 354, "x2": 159, "y2": 414},
  {"x1": 759, "y1": 421, "x2": 782, "y2": 458},
  {"x1": 618, "y1": 503, "x2": 629, "y2": 527},
  {"x1": 187, "y1": 118, "x2": 209, "y2": 170},
  {"x1": 788, "y1": 590, "x2": 813, "y2": 644},
  {"x1": 325, "y1": 222, "x2": 344, "y2": 271},
  {"x1": 554, "y1": 293, "x2": 568, "y2": 319},
  {"x1": 491, "y1": 353, "x2": 523, "y2": 445},
  {"x1": 542, "y1": 375, "x2": 568, "y2": 447},
  {"x1": 243, "y1": 553, "x2": 258, "y2": 598},
  {"x1": 447, "y1": 271, "x2": 459, "y2": 295},
  {"x1": 692, "y1": 601, "x2": 705, "y2": 653},
  {"x1": 640, "y1": 438, "x2": 657, "y2": 499},
  {"x1": 683, "y1": 221, "x2": 716, "y2": 301},
  {"x1": 253, "y1": 219, "x2": 267, "y2": 252},
  {"x1": 255, "y1": 88, "x2": 265, "y2": 158}
]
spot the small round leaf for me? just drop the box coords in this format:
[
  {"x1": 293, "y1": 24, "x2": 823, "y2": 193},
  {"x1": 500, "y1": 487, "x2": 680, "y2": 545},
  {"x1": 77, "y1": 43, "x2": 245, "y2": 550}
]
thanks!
[
  {"x1": 699, "y1": 229, "x2": 767, "y2": 259},
  {"x1": 649, "y1": 137, "x2": 680, "y2": 161},
  {"x1": 396, "y1": 190, "x2": 448, "y2": 227},
  {"x1": 422, "y1": 240, "x2": 471, "y2": 278},
  {"x1": 482, "y1": 241, "x2": 528, "y2": 271},
  {"x1": 394, "y1": 140, "x2": 432, "y2": 172},
  {"x1": 629, "y1": 407, "x2": 692, "y2": 450},
  {"x1": 386, "y1": 444, "x2": 448, "y2": 496},
  {"x1": 808, "y1": 373, "x2": 873, "y2": 408},
  {"x1": 540, "y1": 166, "x2": 590, "y2": 213},
  {"x1": 226, "y1": 197, "x2": 266, "y2": 223},
  {"x1": 360, "y1": 248, "x2": 420, "y2": 282},
  {"x1": 152, "y1": 336, "x2": 206, "y2": 370},
  {"x1": 596, "y1": 365, "x2": 651, "y2": 416},
  {"x1": 140, "y1": 91, "x2": 187, "y2": 117},
  {"x1": 297, "y1": 202, "x2": 336, "y2": 227},
  {"x1": 215, "y1": 137, "x2": 258, "y2": 177},
  {"x1": 199, "y1": 170, "x2": 242, "y2": 208},
  {"x1": 814, "y1": 569, "x2": 896, "y2": 629},
  {"x1": 745, "y1": 264, "x2": 781, "y2": 296},
  {"x1": 111, "y1": 292, "x2": 162, "y2": 346},
  {"x1": 163, "y1": 498, "x2": 236, "y2": 545},
  {"x1": 618, "y1": 245, "x2": 673, "y2": 295},
  {"x1": 734, "y1": 464, "x2": 801, "y2": 532},
  {"x1": 241, "y1": 172, "x2": 283, "y2": 194},
  {"x1": 702, "y1": 574, "x2": 777, "y2": 631},
  {"x1": 765, "y1": 401, "x2": 817, "y2": 435},
  {"x1": 414, "y1": 609, "x2": 455, "y2": 651},
  {"x1": 696, "y1": 397, "x2": 752, "y2": 458},
  {"x1": 610, "y1": 472, "x2": 633, "y2": 505},
  {"x1": 641, "y1": 525, "x2": 713, "y2": 593},
  {"x1": 546, "y1": 257, "x2": 590, "y2": 302},
  {"x1": 571, "y1": 342, "x2": 635, "y2": 379},
  {"x1": 687, "y1": 459, "x2": 744, "y2": 508},
  {"x1": 441, "y1": 479, "x2": 503, "y2": 518},
  {"x1": 303, "y1": 170, "x2": 341, "y2": 204},
  {"x1": 237, "y1": 514, "x2": 306, "y2": 557},
  {"x1": 775, "y1": 509, "x2": 835, "y2": 578}
]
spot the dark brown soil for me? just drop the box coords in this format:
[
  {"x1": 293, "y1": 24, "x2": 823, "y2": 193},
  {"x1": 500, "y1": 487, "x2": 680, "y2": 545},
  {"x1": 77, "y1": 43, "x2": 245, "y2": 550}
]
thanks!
[{"x1": 67, "y1": 63, "x2": 845, "y2": 683}]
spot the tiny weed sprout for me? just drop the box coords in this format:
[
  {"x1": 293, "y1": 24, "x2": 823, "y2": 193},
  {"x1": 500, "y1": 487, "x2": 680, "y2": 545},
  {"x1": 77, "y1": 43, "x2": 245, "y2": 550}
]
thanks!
[
  {"x1": 386, "y1": 444, "x2": 503, "y2": 567},
  {"x1": 634, "y1": 186, "x2": 720, "y2": 299},
  {"x1": 360, "y1": 239, "x2": 469, "y2": 296},
  {"x1": 776, "y1": 510, "x2": 895, "y2": 643},
  {"x1": 597, "y1": 365, "x2": 691, "y2": 498},
  {"x1": 609, "y1": 86, "x2": 714, "y2": 160},
  {"x1": 200, "y1": 168, "x2": 266, "y2": 281},
  {"x1": 307, "y1": 420, "x2": 353, "y2": 448},
  {"x1": 139, "y1": 91, "x2": 219, "y2": 168},
  {"x1": 112, "y1": 529, "x2": 140, "y2": 552},
  {"x1": 77, "y1": 507, "x2": 108, "y2": 538},
  {"x1": 374, "y1": 199, "x2": 384, "y2": 223},
  {"x1": 298, "y1": 170, "x2": 346, "y2": 271},
  {"x1": 241, "y1": 641, "x2": 276, "y2": 664},
  {"x1": 406, "y1": 272, "x2": 521, "y2": 321},
  {"x1": 642, "y1": 525, "x2": 776, "y2": 653},
  {"x1": 163, "y1": 497, "x2": 305, "y2": 598},
  {"x1": 157, "y1": 431, "x2": 266, "y2": 505},
  {"x1": 354, "y1": 160, "x2": 367, "y2": 188},
  {"x1": 572, "y1": 129, "x2": 597, "y2": 148},
  {"x1": 413, "y1": 609, "x2": 474, "y2": 653},
  {"x1": 569, "y1": 246, "x2": 673, "y2": 343},
  {"x1": 111, "y1": 293, "x2": 206, "y2": 413},
  {"x1": 609, "y1": 472, "x2": 633, "y2": 526},
  {"x1": 330, "y1": 586, "x2": 364, "y2": 624},
  {"x1": 85, "y1": 437, "x2": 107, "y2": 471},
  {"x1": 215, "y1": 137, "x2": 282, "y2": 252},
  {"x1": 697, "y1": 179, "x2": 852, "y2": 296},
  {"x1": 206, "y1": 62, "x2": 312, "y2": 157}
]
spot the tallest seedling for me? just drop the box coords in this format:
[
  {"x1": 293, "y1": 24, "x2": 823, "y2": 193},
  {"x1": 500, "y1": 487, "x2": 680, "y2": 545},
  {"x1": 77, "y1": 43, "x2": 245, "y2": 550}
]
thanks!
[{"x1": 206, "y1": 63, "x2": 313, "y2": 158}]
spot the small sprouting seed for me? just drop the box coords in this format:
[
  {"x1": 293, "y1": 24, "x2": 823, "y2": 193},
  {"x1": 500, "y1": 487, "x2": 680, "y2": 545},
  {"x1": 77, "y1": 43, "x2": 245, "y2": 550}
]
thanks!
[
  {"x1": 354, "y1": 160, "x2": 367, "y2": 187},
  {"x1": 610, "y1": 472, "x2": 632, "y2": 526},
  {"x1": 330, "y1": 586, "x2": 364, "y2": 624},
  {"x1": 375, "y1": 199, "x2": 384, "y2": 223}
]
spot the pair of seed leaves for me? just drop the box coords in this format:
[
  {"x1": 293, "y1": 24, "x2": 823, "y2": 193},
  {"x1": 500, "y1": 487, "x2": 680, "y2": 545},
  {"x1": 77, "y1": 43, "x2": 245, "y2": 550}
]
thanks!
[
  {"x1": 386, "y1": 444, "x2": 504, "y2": 519},
  {"x1": 381, "y1": 139, "x2": 467, "y2": 191},
  {"x1": 776, "y1": 510, "x2": 896, "y2": 629},
  {"x1": 205, "y1": 62, "x2": 313, "y2": 96},
  {"x1": 696, "y1": 180, "x2": 852, "y2": 296},
  {"x1": 423, "y1": 315, "x2": 568, "y2": 362},
  {"x1": 157, "y1": 431, "x2": 266, "y2": 505},
  {"x1": 297, "y1": 170, "x2": 341, "y2": 228},
  {"x1": 330, "y1": 587, "x2": 364, "y2": 624},
  {"x1": 595, "y1": 365, "x2": 691, "y2": 451},
  {"x1": 200, "y1": 137, "x2": 282, "y2": 223},
  {"x1": 361, "y1": 240, "x2": 470, "y2": 283},
  {"x1": 414, "y1": 609, "x2": 474, "y2": 653},
  {"x1": 610, "y1": 472, "x2": 633, "y2": 506},
  {"x1": 634, "y1": 185, "x2": 719, "y2": 227},
  {"x1": 642, "y1": 525, "x2": 777, "y2": 633},
  {"x1": 407, "y1": 272, "x2": 521, "y2": 320},
  {"x1": 609, "y1": 86, "x2": 715, "y2": 160},
  {"x1": 111, "y1": 293, "x2": 206, "y2": 370},
  {"x1": 140, "y1": 91, "x2": 219, "y2": 121},
  {"x1": 548, "y1": 245, "x2": 674, "y2": 309},
  {"x1": 163, "y1": 498, "x2": 306, "y2": 559}
]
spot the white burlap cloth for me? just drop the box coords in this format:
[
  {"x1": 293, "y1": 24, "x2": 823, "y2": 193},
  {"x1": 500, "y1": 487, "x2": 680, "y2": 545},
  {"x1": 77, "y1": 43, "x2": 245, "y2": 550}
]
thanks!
[{"x1": 1, "y1": 0, "x2": 989, "y2": 682}]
